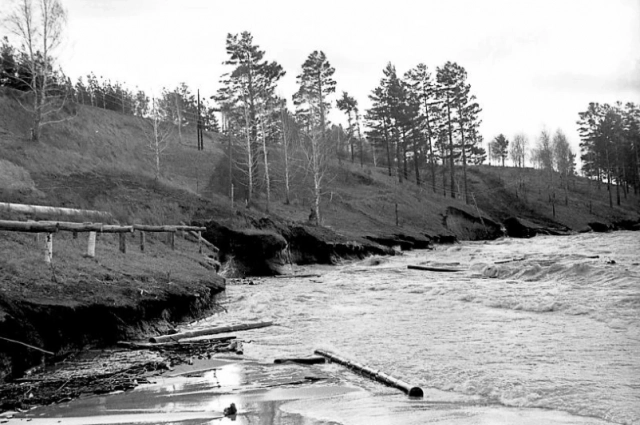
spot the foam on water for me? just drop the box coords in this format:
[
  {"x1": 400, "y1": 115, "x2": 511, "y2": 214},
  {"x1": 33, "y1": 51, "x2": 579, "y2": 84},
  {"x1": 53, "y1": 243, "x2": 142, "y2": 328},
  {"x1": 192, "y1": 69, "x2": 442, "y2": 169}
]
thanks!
[{"x1": 201, "y1": 232, "x2": 640, "y2": 425}]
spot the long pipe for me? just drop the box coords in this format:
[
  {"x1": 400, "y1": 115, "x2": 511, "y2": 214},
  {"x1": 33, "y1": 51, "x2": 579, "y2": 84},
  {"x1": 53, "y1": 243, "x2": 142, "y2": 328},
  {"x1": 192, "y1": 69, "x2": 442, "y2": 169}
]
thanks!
[
  {"x1": 0, "y1": 220, "x2": 204, "y2": 234},
  {"x1": 0, "y1": 202, "x2": 111, "y2": 219},
  {"x1": 314, "y1": 349, "x2": 423, "y2": 397}
]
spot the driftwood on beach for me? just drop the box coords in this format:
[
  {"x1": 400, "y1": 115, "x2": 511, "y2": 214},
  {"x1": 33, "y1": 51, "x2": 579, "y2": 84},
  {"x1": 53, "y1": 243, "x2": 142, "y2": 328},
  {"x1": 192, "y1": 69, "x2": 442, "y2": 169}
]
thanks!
[
  {"x1": 274, "y1": 356, "x2": 326, "y2": 365},
  {"x1": 149, "y1": 321, "x2": 274, "y2": 343},
  {"x1": 315, "y1": 349, "x2": 423, "y2": 397},
  {"x1": 407, "y1": 265, "x2": 463, "y2": 272},
  {"x1": 275, "y1": 274, "x2": 321, "y2": 279},
  {"x1": 118, "y1": 336, "x2": 236, "y2": 350},
  {"x1": 494, "y1": 257, "x2": 525, "y2": 264}
]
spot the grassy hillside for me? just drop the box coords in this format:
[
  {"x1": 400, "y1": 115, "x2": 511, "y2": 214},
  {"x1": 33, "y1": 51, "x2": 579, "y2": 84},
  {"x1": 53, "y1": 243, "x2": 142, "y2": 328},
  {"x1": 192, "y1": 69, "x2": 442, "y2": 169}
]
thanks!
[{"x1": 1, "y1": 88, "x2": 638, "y2": 242}]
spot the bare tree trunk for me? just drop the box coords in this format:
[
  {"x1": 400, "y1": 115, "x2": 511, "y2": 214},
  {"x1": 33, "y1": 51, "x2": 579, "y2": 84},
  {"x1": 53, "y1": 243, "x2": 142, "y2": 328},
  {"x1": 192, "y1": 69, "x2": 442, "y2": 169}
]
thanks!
[
  {"x1": 442, "y1": 163, "x2": 447, "y2": 197},
  {"x1": 634, "y1": 137, "x2": 640, "y2": 196},
  {"x1": 606, "y1": 148, "x2": 612, "y2": 208},
  {"x1": 402, "y1": 129, "x2": 408, "y2": 181},
  {"x1": 313, "y1": 151, "x2": 321, "y2": 225},
  {"x1": 175, "y1": 94, "x2": 182, "y2": 142},
  {"x1": 227, "y1": 120, "x2": 233, "y2": 200},
  {"x1": 383, "y1": 117, "x2": 392, "y2": 176},
  {"x1": 445, "y1": 92, "x2": 455, "y2": 198},
  {"x1": 396, "y1": 130, "x2": 403, "y2": 183},
  {"x1": 413, "y1": 133, "x2": 421, "y2": 185},
  {"x1": 347, "y1": 112, "x2": 354, "y2": 163},
  {"x1": 457, "y1": 104, "x2": 469, "y2": 204},
  {"x1": 372, "y1": 141, "x2": 377, "y2": 167},
  {"x1": 241, "y1": 100, "x2": 254, "y2": 206},
  {"x1": 422, "y1": 87, "x2": 436, "y2": 193},
  {"x1": 154, "y1": 113, "x2": 161, "y2": 180},
  {"x1": 356, "y1": 111, "x2": 364, "y2": 167},
  {"x1": 260, "y1": 119, "x2": 271, "y2": 212},
  {"x1": 281, "y1": 108, "x2": 291, "y2": 205}
]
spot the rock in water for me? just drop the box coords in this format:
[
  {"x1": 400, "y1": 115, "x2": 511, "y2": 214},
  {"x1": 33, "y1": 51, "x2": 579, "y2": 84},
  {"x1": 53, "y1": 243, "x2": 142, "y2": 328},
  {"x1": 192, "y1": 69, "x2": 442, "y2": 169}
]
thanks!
[{"x1": 223, "y1": 402, "x2": 237, "y2": 416}]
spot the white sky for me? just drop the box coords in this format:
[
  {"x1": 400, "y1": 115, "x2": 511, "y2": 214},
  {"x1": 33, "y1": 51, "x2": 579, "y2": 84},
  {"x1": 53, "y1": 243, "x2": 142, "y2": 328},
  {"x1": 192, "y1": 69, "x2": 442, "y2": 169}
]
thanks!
[{"x1": 6, "y1": 0, "x2": 640, "y2": 159}]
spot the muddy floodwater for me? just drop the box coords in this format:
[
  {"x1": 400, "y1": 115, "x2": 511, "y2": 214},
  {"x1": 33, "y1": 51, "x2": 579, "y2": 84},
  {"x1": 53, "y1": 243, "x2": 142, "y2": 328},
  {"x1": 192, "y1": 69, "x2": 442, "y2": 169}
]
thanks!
[{"x1": 5, "y1": 232, "x2": 639, "y2": 425}]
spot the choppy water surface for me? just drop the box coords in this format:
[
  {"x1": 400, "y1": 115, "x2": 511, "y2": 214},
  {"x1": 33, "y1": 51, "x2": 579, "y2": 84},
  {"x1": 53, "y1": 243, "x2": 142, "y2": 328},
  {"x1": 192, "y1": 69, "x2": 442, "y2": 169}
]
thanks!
[{"x1": 212, "y1": 232, "x2": 640, "y2": 425}]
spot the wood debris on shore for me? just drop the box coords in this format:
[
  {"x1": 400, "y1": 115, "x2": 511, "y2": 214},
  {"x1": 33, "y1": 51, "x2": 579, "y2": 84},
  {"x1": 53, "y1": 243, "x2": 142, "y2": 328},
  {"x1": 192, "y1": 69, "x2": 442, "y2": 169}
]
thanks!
[
  {"x1": 0, "y1": 329, "x2": 251, "y2": 412},
  {"x1": 149, "y1": 321, "x2": 274, "y2": 344},
  {"x1": 0, "y1": 350, "x2": 167, "y2": 411},
  {"x1": 407, "y1": 265, "x2": 464, "y2": 272}
]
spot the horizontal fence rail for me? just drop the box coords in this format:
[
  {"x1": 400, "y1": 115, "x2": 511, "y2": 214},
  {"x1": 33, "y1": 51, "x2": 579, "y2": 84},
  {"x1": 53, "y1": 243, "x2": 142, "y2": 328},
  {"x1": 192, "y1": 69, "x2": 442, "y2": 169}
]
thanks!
[
  {"x1": 0, "y1": 220, "x2": 205, "y2": 233},
  {"x1": 0, "y1": 219, "x2": 212, "y2": 264}
]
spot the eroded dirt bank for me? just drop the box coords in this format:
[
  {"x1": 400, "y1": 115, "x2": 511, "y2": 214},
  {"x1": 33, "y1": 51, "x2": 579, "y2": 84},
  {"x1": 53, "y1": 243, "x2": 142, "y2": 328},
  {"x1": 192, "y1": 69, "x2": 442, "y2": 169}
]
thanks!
[{"x1": 0, "y1": 276, "x2": 225, "y2": 383}]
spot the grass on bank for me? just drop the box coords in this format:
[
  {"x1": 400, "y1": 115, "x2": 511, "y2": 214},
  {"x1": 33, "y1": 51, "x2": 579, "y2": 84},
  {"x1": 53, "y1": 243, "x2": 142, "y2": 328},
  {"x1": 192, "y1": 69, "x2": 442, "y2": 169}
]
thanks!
[{"x1": 0, "y1": 229, "x2": 221, "y2": 306}]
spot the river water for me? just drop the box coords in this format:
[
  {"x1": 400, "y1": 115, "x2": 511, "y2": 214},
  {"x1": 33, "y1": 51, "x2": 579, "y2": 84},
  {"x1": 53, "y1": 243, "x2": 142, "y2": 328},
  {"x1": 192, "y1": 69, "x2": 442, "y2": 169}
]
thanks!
[
  {"x1": 5, "y1": 232, "x2": 639, "y2": 425},
  {"x1": 211, "y1": 231, "x2": 640, "y2": 425}
]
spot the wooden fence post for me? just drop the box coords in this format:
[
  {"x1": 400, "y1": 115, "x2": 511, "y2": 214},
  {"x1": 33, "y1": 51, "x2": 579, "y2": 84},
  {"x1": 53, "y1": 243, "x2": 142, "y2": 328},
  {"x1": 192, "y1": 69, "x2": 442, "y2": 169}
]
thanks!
[
  {"x1": 198, "y1": 231, "x2": 202, "y2": 254},
  {"x1": 140, "y1": 231, "x2": 145, "y2": 252},
  {"x1": 43, "y1": 233, "x2": 53, "y2": 263},
  {"x1": 87, "y1": 231, "x2": 96, "y2": 258},
  {"x1": 119, "y1": 233, "x2": 126, "y2": 254},
  {"x1": 170, "y1": 231, "x2": 175, "y2": 250}
]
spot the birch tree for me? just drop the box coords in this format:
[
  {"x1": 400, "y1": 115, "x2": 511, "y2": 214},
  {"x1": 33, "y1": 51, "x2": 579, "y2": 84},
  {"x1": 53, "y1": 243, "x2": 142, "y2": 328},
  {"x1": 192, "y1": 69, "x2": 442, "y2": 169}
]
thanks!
[
  {"x1": 279, "y1": 103, "x2": 299, "y2": 205},
  {"x1": 5, "y1": 0, "x2": 71, "y2": 141},
  {"x1": 293, "y1": 50, "x2": 336, "y2": 225},
  {"x1": 143, "y1": 98, "x2": 173, "y2": 180},
  {"x1": 510, "y1": 133, "x2": 528, "y2": 167}
]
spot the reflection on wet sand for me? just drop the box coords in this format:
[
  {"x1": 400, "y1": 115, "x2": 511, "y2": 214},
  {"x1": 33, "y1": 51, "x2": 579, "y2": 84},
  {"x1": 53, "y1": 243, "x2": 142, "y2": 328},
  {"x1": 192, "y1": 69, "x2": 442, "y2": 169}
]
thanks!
[{"x1": 4, "y1": 361, "x2": 355, "y2": 425}]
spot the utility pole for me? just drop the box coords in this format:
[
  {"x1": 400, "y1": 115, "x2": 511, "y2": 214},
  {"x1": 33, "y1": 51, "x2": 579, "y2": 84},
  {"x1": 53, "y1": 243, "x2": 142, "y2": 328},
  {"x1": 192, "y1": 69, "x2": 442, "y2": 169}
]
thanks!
[{"x1": 197, "y1": 89, "x2": 203, "y2": 151}]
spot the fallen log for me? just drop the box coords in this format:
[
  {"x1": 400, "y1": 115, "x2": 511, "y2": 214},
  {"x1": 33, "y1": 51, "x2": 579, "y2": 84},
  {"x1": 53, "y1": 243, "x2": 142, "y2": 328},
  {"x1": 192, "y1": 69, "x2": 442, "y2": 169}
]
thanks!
[
  {"x1": 494, "y1": 257, "x2": 525, "y2": 264},
  {"x1": 0, "y1": 336, "x2": 54, "y2": 355},
  {"x1": 117, "y1": 336, "x2": 236, "y2": 350},
  {"x1": 149, "y1": 322, "x2": 273, "y2": 344},
  {"x1": 274, "y1": 356, "x2": 326, "y2": 365},
  {"x1": 315, "y1": 349, "x2": 423, "y2": 397},
  {"x1": 407, "y1": 265, "x2": 463, "y2": 272},
  {"x1": 275, "y1": 274, "x2": 321, "y2": 279}
]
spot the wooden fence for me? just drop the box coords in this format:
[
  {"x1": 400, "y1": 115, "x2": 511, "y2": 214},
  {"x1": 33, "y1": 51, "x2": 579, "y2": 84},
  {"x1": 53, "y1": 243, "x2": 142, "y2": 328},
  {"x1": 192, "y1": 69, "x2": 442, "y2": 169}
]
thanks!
[{"x1": 0, "y1": 219, "x2": 213, "y2": 263}]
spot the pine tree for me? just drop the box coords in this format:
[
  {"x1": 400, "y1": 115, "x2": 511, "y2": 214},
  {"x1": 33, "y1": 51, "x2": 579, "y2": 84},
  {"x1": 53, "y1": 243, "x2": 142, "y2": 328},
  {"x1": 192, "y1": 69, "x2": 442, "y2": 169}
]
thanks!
[
  {"x1": 216, "y1": 32, "x2": 285, "y2": 206},
  {"x1": 492, "y1": 134, "x2": 509, "y2": 167},
  {"x1": 405, "y1": 64, "x2": 438, "y2": 192},
  {"x1": 336, "y1": 91, "x2": 358, "y2": 163}
]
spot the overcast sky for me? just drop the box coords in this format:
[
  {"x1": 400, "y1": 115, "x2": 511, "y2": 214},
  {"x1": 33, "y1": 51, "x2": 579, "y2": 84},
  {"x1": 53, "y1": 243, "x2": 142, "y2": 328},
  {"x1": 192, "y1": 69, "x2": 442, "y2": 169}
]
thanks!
[{"x1": 12, "y1": 0, "x2": 640, "y2": 159}]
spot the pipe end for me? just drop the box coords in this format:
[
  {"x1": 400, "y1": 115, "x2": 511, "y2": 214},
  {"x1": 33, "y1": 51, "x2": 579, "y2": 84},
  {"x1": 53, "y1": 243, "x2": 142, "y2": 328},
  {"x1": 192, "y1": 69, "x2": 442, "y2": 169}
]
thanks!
[{"x1": 408, "y1": 387, "x2": 424, "y2": 398}]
